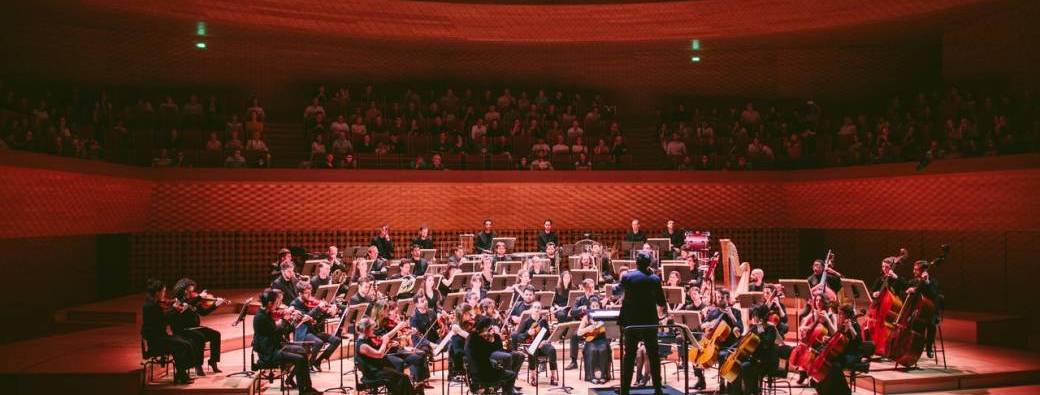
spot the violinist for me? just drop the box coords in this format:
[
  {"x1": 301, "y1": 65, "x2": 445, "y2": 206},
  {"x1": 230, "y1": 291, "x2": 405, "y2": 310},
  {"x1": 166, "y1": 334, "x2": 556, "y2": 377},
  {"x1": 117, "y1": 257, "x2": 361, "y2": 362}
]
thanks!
[
  {"x1": 577, "y1": 253, "x2": 596, "y2": 272},
  {"x1": 349, "y1": 257, "x2": 371, "y2": 284},
  {"x1": 447, "y1": 245, "x2": 467, "y2": 266},
  {"x1": 577, "y1": 296, "x2": 611, "y2": 384},
  {"x1": 170, "y1": 278, "x2": 223, "y2": 376},
  {"x1": 411, "y1": 224, "x2": 435, "y2": 250},
  {"x1": 406, "y1": 244, "x2": 429, "y2": 276},
  {"x1": 271, "y1": 261, "x2": 301, "y2": 303},
  {"x1": 350, "y1": 278, "x2": 375, "y2": 305},
  {"x1": 439, "y1": 263, "x2": 463, "y2": 296},
  {"x1": 528, "y1": 256, "x2": 551, "y2": 276},
  {"x1": 372, "y1": 299, "x2": 429, "y2": 387},
  {"x1": 871, "y1": 252, "x2": 907, "y2": 299},
  {"x1": 685, "y1": 255, "x2": 704, "y2": 289},
  {"x1": 479, "y1": 298, "x2": 505, "y2": 328},
  {"x1": 510, "y1": 301, "x2": 559, "y2": 385},
  {"x1": 252, "y1": 288, "x2": 318, "y2": 394},
  {"x1": 466, "y1": 273, "x2": 488, "y2": 299},
  {"x1": 760, "y1": 284, "x2": 788, "y2": 336},
  {"x1": 355, "y1": 317, "x2": 416, "y2": 395},
  {"x1": 141, "y1": 279, "x2": 196, "y2": 385},
  {"x1": 290, "y1": 281, "x2": 342, "y2": 370},
  {"x1": 366, "y1": 246, "x2": 389, "y2": 280},
  {"x1": 905, "y1": 260, "x2": 940, "y2": 358},
  {"x1": 665, "y1": 270, "x2": 682, "y2": 289},
  {"x1": 509, "y1": 286, "x2": 536, "y2": 325},
  {"x1": 479, "y1": 256, "x2": 495, "y2": 290},
  {"x1": 370, "y1": 224, "x2": 394, "y2": 260},
  {"x1": 309, "y1": 261, "x2": 334, "y2": 292},
  {"x1": 270, "y1": 249, "x2": 293, "y2": 280},
  {"x1": 552, "y1": 270, "x2": 576, "y2": 323},
  {"x1": 447, "y1": 303, "x2": 476, "y2": 378},
  {"x1": 537, "y1": 219, "x2": 559, "y2": 252},
  {"x1": 465, "y1": 317, "x2": 521, "y2": 395},
  {"x1": 511, "y1": 270, "x2": 533, "y2": 301},
  {"x1": 408, "y1": 294, "x2": 439, "y2": 389}
]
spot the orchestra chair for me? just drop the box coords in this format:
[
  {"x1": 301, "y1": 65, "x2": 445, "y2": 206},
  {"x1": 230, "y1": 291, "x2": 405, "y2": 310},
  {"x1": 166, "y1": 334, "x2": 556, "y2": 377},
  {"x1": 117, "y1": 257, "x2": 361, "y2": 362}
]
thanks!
[
  {"x1": 845, "y1": 341, "x2": 877, "y2": 395},
  {"x1": 931, "y1": 296, "x2": 948, "y2": 370},
  {"x1": 351, "y1": 350, "x2": 390, "y2": 395},
  {"x1": 760, "y1": 355, "x2": 793, "y2": 395},
  {"x1": 140, "y1": 338, "x2": 173, "y2": 386},
  {"x1": 576, "y1": 342, "x2": 616, "y2": 382},
  {"x1": 462, "y1": 355, "x2": 507, "y2": 394},
  {"x1": 250, "y1": 350, "x2": 291, "y2": 395},
  {"x1": 525, "y1": 353, "x2": 551, "y2": 385}
]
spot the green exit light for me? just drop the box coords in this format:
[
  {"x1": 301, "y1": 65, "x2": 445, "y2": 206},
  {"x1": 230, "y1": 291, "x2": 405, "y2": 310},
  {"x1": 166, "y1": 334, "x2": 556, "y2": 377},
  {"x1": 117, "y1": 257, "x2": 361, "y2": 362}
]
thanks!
[
  {"x1": 691, "y1": 56, "x2": 701, "y2": 63},
  {"x1": 196, "y1": 21, "x2": 207, "y2": 36},
  {"x1": 196, "y1": 42, "x2": 207, "y2": 49},
  {"x1": 691, "y1": 39, "x2": 701, "y2": 51}
]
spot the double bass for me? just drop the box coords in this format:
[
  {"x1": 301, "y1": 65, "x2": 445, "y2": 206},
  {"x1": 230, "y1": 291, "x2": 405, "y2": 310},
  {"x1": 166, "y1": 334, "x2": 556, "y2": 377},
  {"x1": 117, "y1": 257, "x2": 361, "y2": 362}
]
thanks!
[
  {"x1": 863, "y1": 248, "x2": 908, "y2": 356},
  {"x1": 886, "y1": 245, "x2": 948, "y2": 368}
]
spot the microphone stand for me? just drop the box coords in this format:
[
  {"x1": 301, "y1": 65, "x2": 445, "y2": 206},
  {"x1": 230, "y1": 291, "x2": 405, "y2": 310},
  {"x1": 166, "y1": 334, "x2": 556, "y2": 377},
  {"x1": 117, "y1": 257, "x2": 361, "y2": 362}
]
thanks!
[{"x1": 227, "y1": 298, "x2": 255, "y2": 378}]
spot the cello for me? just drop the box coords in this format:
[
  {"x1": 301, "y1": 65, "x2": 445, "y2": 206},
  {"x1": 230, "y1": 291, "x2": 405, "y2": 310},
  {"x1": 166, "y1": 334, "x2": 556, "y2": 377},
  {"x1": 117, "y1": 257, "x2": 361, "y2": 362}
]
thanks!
[
  {"x1": 719, "y1": 331, "x2": 761, "y2": 383},
  {"x1": 788, "y1": 250, "x2": 835, "y2": 369},
  {"x1": 886, "y1": 245, "x2": 948, "y2": 368},
  {"x1": 863, "y1": 248, "x2": 908, "y2": 356},
  {"x1": 806, "y1": 311, "x2": 860, "y2": 382},
  {"x1": 688, "y1": 319, "x2": 731, "y2": 368}
]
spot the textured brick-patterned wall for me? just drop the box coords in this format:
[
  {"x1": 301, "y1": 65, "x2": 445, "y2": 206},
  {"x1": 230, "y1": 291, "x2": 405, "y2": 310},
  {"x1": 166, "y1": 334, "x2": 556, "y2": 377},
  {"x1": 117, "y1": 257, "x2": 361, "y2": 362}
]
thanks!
[{"x1": 0, "y1": 165, "x2": 152, "y2": 238}]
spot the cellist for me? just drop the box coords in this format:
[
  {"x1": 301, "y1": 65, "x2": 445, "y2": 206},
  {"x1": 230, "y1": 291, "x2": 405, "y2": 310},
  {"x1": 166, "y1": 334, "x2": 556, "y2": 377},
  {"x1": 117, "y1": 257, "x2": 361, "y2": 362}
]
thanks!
[
  {"x1": 702, "y1": 289, "x2": 743, "y2": 392},
  {"x1": 812, "y1": 304, "x2": 861, "y2": 395},
  {"x1": 793, "y1": 294, "x2": 835, "y2": 385},
  {"x1": 905, "y1": 260, "x2": 940, "y2": 358}
]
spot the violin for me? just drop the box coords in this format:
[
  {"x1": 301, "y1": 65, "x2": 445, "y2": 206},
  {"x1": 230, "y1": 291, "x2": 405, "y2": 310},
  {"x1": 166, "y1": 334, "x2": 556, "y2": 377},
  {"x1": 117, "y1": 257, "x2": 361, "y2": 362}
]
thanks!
[
  {"x1": 187, "y1": 290, "x2": 230, "y2": 310},
  {"x1": 272, "y1": 305, "x2": 315, "y2": 328},
  {"x1": 159, "y1": 297, "x2": 192, "y2": 312}
]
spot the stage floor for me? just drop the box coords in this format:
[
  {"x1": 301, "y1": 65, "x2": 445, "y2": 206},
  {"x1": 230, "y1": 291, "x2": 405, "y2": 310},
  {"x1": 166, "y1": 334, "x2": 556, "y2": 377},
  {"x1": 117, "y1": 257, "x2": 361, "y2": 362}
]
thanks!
[{"x1": 0, "y1": 291, "x2": 1038, "y2": 394}]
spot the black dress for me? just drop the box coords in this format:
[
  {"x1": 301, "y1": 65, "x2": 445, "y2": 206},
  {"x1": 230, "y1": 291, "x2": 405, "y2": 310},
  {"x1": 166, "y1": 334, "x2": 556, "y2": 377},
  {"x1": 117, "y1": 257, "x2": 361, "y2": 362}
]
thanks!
[
  {"x1": 355, "y1": 336, "x2": 415, "y2": 395},
  {"x1": 582, "y1": 320, "x2": 612, "y2": 381}
]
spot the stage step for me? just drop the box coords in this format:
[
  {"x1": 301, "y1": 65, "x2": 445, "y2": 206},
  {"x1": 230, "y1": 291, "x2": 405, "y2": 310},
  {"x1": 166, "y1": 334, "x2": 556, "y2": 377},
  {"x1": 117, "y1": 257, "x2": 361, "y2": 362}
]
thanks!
[
  {"x1": 942, "y1": 310, "x2": 1027, "y2": 348},
  {"x1": 915, "y1": 383, "x2": 1040, "y2": 394}
]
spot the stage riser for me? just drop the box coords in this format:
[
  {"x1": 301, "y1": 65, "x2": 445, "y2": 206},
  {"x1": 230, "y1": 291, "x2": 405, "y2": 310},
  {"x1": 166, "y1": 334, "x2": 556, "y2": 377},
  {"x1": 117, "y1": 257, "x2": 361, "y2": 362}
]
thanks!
[
  {"x1": 858, "y1": 369, "x2": 1040, "y2": 394},
  {"x1": 0, "y1": 373, "x2": 141, "y2": 395}
]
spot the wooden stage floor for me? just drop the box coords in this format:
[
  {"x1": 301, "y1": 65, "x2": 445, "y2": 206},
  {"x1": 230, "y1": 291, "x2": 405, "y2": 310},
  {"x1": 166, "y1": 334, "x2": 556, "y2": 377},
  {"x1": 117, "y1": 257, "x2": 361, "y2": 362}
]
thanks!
[{"x1": 0, "y1": 290, "x2": 1037, "y2": 394}]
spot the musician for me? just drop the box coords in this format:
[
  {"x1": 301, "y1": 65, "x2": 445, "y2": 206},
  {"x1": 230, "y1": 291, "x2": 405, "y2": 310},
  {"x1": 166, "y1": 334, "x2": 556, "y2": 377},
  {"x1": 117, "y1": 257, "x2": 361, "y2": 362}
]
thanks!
[
  {"x1": 406, "y1": 244, "x2": 429, "y2": 276},
  {"x1": 479, "y1": 298, "x2": 506, "y2": 328},
  {"x1": 467, "y1": 273, "x2": 489, "y2": 299},
  {"x1": 326, "y1": 245, "x2": 346, "y2": 273},
  {"x1": 537, "y1": 219, "x2": 559, "y2": 252},
  {"x1": 680, "y1": 286, "x2": 706, "y2": 311},
  {"x1": 591, "y1": 243, "x2": 615, "y2": 283},
  {"x1": 440, "y1": 264, "x2": 464, "y2": 296},
  {"x1": 660, "y1": 219, "x2": 684, "y2": 259},
  {"x1": 271, "y1": 261, "x2": 301, "y2": 304},
  {"x1": 747, "y1": 268, "x2": 765, "y2": 292},
  {"x1": 447, "y1": 303, "x2": 476, "y2": 377},
  {"x1": 309, "y1": 261, "x2": 334, "y2": 293},
  {"x1": 475, "y1": 218, "x2": 496, "y2": 254},
  {"x1": 290, "y1": 281, "x2": 342, "y2": 370},
  {"x1": 512, "y1": 269, "x2": 533, "y2": 301},
  {"x1": 479, "y1": 255, "x2": 495, "y2": 288},
  {"x1": 685, "y1": 255, "x2": 704, "y2": 289},
  {"x1": 759, "y1": 284, "x2": 788, "y2": 336},
  {"x1": 350, "y1": 257, "x2": 370, "y2": 284},
  {"x1": 905, "y1": 260, "x2": 940, "y2": 358},
  {"x1": 552, "y1": 270, "x2": 576, "y2": 324},
  {"x1": 372, "y1": 300, "x2": 430, "y2": 387},
  {"x1": 705, "y1": 289, "x2": 743, "y2": 392},
  {"x1": 350, "y1": 278, "x2": 375, "y2": 305},
  {"x1": 529, "y1": 256, "x2": 551, "y2": 276},
  {"x1": 508, "y1": 286, "x2": 537, "y2": 325},
  {"x1": 492, "y1": 241, "x2": 512, "y2": 268},
  {"x1": 466, "y1": 290, "x2": 483, "y2": 308},
  {"x1": 465, "y1": 317, "x2": 522, "y2": 395},
  {"x1": 141, "y1": 279, "x2": 196, "y2": 384},
  {"x1": 170, "y1": 278, "x2": 223, "y2": 376},
  {"x1": 371, "y1": 224, "x2": 394, "y2": 259},
  {"x1": 544, "y1": 242, "x2": 563, "y2": 272},
  {"x1": 394, "y1": 261, "x2": 419, "y2": 300},
  {"x1": 253, "y1": 288, "x2": 318, "y2": 394},
  {"x1": 409, "y1": 294, "x2": 439, "y2": 389},
  {"x1": 448, "y1": 245, "x2": 467, "y2": 266},
  {"x1": 411, "y1": 224, "x2": 435, "y2": 250},
  {"x1": 365, "y1": 246, "x2": 389, "y2": 280},
  {"x1": 665, "y1": 270, "x2": 682, "y2": 288},
  {"x1": 577, "y1": 297, "x2": 612, "y2": 384},
  {"x1": 624, "y1": 219, "x2": 648, "y2": 242},
  {"x1": 800, "y1": 258, "x2": 843, "y2": 320},
  {"x1": 733, "y1": 305, "x2": 780, "y2": 395},
  {"x1": 619, "y1": 252, "x2": 667, "y2": 395},
  {"x1": 871, "y1": 254, "x2": 907, "y2": 299},
  {"x1": 419, "y1": 275, "x2": 441, "y2": 309},
  {"x1": 510, "y1": 301, "x2": 559, "y2": 385},
  {"x1": 355, "y1": 317, "x2": 416, "y2": 395},
  {"x1": 795, "y1": 294, "x2": 833, "y2": 385},
  {"x1": 577, "y1": 253, "x2": 597, "y2": 272},
  {"x1": 270, "y1": 249, "x2": 293, "y2": 280},
  {"x1": 812, "y1": 304, "x2": 860, "y2": 395}
]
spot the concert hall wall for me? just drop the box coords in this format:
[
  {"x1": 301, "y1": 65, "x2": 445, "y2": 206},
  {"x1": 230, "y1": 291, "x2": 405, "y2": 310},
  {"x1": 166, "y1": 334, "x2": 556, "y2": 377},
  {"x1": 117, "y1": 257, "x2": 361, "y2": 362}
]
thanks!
[{"x1": 1, "y1": 152, "x2": 1039, "y2": 343}]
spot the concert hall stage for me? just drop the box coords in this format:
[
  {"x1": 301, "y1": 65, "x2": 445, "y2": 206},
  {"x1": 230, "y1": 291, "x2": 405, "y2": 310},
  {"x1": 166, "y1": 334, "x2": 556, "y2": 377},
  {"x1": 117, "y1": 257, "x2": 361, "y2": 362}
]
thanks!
[{"x1": 1, "y1": 291, "x2": 1038, "y2": 394}]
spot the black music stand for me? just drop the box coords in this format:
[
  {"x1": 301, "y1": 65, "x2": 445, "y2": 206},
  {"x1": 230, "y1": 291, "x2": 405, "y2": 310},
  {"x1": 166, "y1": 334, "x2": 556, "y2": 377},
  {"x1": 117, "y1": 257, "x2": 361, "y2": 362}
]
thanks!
[
  {"x1": 301, "y1": 259, "x2": 321, "y2": 277},
  {"x1": 399, "y1": 299, "x2": 416, "y2": 318},
  {"x1": 376, "y1": 279, "x2": 401, "y2": 299},
  {"x1": 487, "y1": 290, "x2": 514, "y2": 312},
  {"x1": 547, "y1": 321, "x2": 580, "y2": 394},
  {"x1": 459, "y1": 260, "x2": 478, "y2": 273},
  {"x1": 646, "y1": 238, "x2": 671, "y2": 254},
  {"x1": 343, "y1": 283, "x2": 359, "y2": 303},
  {"x1": 612, "y1": 259, "x2": 634, "y2": 276},
  {"x1": 620, "y1": 241, "x2": 642, "y2": 255},
  {"x1": 780, "y1": 279, "x2": 810, "y2": 342},
  {"x1": 324, "y1": 304, "x2": 354, "y2": 393},
  {"x1": 420, "y1": 249, "x2": 437, "y2": 260},
  {"x1": 426, "y1": 264, "x2": 448, "y2": 276},
  {"x1": 227, "y1": 297, "x2": 255, "y2": 378}
]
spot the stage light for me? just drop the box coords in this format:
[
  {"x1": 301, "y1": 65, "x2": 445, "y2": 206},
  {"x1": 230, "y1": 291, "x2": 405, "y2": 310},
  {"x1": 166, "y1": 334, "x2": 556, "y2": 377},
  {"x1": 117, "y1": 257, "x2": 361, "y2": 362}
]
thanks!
[
  {"x1": 196, "y1": 42, "x2": 207, "y2": 49},
  {"x1": 691, "y1": 56, "x2": 701, "y2": 63}
]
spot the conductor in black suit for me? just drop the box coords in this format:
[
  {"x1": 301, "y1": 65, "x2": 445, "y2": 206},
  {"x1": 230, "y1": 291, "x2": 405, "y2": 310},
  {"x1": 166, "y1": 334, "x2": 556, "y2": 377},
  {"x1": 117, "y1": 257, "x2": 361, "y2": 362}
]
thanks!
[{"x1": 618, "y1": 252, "x2": 667, "y2": 395}]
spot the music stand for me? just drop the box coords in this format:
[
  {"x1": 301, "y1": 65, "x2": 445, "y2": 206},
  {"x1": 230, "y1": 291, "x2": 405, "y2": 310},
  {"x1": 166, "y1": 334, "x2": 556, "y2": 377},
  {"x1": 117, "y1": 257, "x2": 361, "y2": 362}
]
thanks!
[
  {"x1": 496, "y1": 261, "x2": 523, "y2": 275},
  {"x1": 735, "y1": 291, "x2": 765, "y2": 307},
  {"x1": 566, "y1": 290, "x2": 585, "y2": 309},
  {"x1": 351, "y1": 246, "x2": 368, "y2": 258},
  {"x1": 316, "y1": 284, "x2": 340, "y2": 304},
  {"x1": 620, "y1": 241, "x2": 642, "y2": 254},
  {"x1": 426, "y1": 264, "x2": 448, "y2": 276},
  {"x1": 661, "y1": 264, "x2": 692, "y2": 284},
  {"x1": 780, "y1": 279, "x2": 810, "y2": 341},
  {"x1": 449, "y1": 272, "x2": 476, "y2": 291},
  {"x1": 570, "y1": 269, "x2": 598, "y2": 286},
  {"x1": 343, "y1": 283, "x2": 359, "y2": 303},
  {"x1": 491, "y1": 237, "x2": 517, "y2": 251},
  {"x1": 459, "y1": 260, "x2": 478, "y2": 273},
  {"x1": 671, "y1": 310, "x2": 703, "y2": 337},
  {"x1": 841, "y1": 278, "x2": 872, "y2": 311},
  {"x1": 492, "y1": 274, "x2": 517, "y2": 290},
  {"x1": 376, "y1": 279, "x2": 401, "y2": 298},
  {"x1": 420, "y1": 249, "x2": 436, "y2": 260},
  {"x1": 535, "y1": 291, "x2": 555, "y2": 307},
  {"x1": 567, "y1": 255, "x2": 581, "y2": 269},
  {"x1": 325, "y1": 302, "x2": 355, "y2": 393},
  {"x1": 227, "y1": 297, "x2": 255, "y2": 378},
  {"x1": 487, "y1": 290, "x2": 514, "y2": 312},
  {"x1": 442, "y1": 292, "x2": 466, "y2": 313},
  {"x1": 531, "y1": 274, "x2": 559, "y2": 292},
  {"x1": 547, "y1": 321, "x2": 580, "y2": 393},
  {"x1": 646, "y1": 238, "x2": 671, "y2": 253},
  {"x1": 301, "y1": 259, "x2": 322, "y2": 277},
  {"x1": 399, "y1": 299, "x2": 416, "y2": 318},
  {"x1": 612, "y1": 259, "x2": 635, "y2": 276},
  {"x1": 663, "y1": 286, "x2": 685, "y2": 309}
]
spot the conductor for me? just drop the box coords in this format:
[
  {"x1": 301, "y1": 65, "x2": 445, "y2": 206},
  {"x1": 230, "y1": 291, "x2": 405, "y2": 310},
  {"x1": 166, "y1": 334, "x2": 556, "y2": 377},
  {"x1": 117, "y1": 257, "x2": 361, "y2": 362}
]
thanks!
[{"x1": 618, "y1": 252, "x2": 667, "y2": 395}]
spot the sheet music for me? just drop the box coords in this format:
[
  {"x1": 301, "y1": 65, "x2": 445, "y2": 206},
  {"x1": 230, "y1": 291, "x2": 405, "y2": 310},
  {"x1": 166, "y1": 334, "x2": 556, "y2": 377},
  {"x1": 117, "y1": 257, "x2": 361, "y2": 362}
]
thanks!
[
  {"x1": 526, "y1": 327, "x2": 548, "y2": 355},
  {"x1": 433, "y1": 333, "x2": 454, "y2": 355}
]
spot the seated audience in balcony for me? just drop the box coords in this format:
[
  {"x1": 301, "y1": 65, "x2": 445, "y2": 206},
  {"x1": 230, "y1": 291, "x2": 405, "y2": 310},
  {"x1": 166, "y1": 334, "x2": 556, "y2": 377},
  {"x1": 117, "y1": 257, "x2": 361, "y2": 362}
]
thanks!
[
  {"x1": 430, "y1": 153, "x2": 447, "y2": 170},
  {"x1": 571, "y1": 136, "x2": 587, "y2": 155},
  {"x1": 574, "y1": 152, "x2": 592, "y2": 170},
  {"x1": 531, "y1": 151, "x2": 553, "y2": 171},
  {"x1": 411, "y1": 155, "x2": 429, "y2": 170},
  {"x1": 310, "y1": 135, "x2": 327, "y2": 160},
  {"x1": 330, "y1": 115, "x2": 349, "y2": 136},
  {"x1": 245, "y1": 111, "x2": 264, "y2": 138},
  {"x1": 531, "y1": 138, "x2": 550, "y2": 154},
  {"x1": 551, "y1": 135, "x2": 570, "y2": 156},
  {"x1": 205, "y1": 132, "x2": 223, "y2": 152},
  {"x1": 316, "y1": 153, "x2": 336, "y2": 169},
  {"x1": 515, "y1": 156, "x2": 531, "y2": 170},
  {"x1": 356, "y1": 134, "x2": 375, "y2": 153},
  {"x1": 246, "y1": 131, "x2": 272, "y2": 166},
  {"x1": 152, "y1": 149, "x2": 173, "y2": 168},
  {"x1": 567, "y1": 119, "x2": 584, "y2": 140},
  {"x1": 226, "y1": 114, "x2": 244, "y2": 139},
  {"x1": 225, "y1": 130, "x2": 244, "y2": 152},
  {"x1": 593, "y1": 138, "x2": 610, "y2": 155},
  {"x1": 224, "y1": 149, "x2": 246, "y2": 168},
  {"x1": 339, "y1": 153, "x2": 358, "y2": 169},
  {"x1": 247, "y1": 97, "x2": 265, "y2": 121},
  {"x1": 331, "y1": 134, "x2": 353, "y2": 155}
]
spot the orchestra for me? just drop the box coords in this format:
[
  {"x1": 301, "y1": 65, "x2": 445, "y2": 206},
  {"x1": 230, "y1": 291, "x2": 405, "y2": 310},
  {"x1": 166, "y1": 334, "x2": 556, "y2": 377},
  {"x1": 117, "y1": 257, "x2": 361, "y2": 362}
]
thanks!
[{"x1": 140, "y1": 218, "x2": 948, "y2": 395}]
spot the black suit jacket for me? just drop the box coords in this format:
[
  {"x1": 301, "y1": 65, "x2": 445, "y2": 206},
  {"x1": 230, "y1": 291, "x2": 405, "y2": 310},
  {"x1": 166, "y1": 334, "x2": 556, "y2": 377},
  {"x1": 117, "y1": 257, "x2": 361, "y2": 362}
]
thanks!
[
  {"x1": 537, "y1": 231, "x2": 559, "y2": 252},
  {"x1": 252, "y1": 308, "x2": 292, "y2": 363},
  {"x1": 618, "y1": 268, "x2": 666, "y2": 327},
  {"x1": 141, "y1": 297, "x2": 172, "y2": 341}
]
